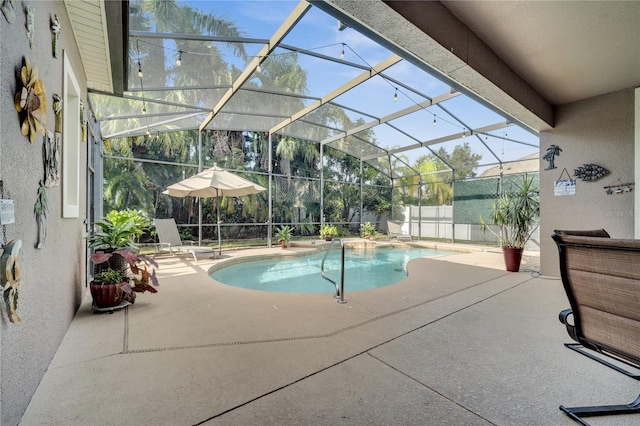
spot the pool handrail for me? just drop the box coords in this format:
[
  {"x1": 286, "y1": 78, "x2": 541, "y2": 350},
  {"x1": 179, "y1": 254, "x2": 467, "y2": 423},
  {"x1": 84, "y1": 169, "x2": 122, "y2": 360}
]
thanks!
[{"x1": 320, "y1": 238, "x2": 347, "y2": 304}]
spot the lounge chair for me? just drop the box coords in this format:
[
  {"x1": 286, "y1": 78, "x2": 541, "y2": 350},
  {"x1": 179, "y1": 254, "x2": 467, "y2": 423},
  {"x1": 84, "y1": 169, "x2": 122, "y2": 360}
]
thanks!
[
  {"x1": 552, "y1": 229, "x2": 640, "y2": 424},
  {"x1": 154, "y1": 218, "x2": 215, "y2": 262},
  {"x1": 387, "y1": 220, "x2": 412, "y2": 241}
]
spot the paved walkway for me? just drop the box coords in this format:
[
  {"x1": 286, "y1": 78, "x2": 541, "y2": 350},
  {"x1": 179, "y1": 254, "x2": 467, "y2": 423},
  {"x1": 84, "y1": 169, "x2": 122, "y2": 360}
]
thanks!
[{"x1": 20, "y1": 242, "x2": 640, "y2": 425}]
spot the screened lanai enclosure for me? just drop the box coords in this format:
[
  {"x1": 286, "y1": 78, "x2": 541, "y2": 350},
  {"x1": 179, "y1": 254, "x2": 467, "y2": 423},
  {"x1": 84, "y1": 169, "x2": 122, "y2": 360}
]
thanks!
[{"x1": 87, "y1": 0, "x2": 539, "y2": 248}]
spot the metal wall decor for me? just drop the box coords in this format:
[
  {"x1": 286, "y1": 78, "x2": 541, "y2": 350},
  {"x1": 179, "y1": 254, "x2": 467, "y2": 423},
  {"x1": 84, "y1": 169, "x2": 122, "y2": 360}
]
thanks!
[
  {"x1": 1, "y1": 0, "x2": 15, "y2": 23},
  {"x1": 573, "y1": 164, "x2": 609, "y2": 181},
  {"x1": 543, "y1": 144, "x2": 562, "y2": 170},
  {"x1": 25, "y1": 3, "x2": 34, "y2": 49},
  {"x1": 604, "y1": 182, "x2": 634, "y2": 195},
  {"x1": 34, "y1": 181, "x2": 47, "y2": 248},
  {"x1": 14, "y1": 57, "x2": 47, "y2": 142},
  {"x1": 0, "y1": 181, "x2": 14, "y2": 227},
  {"x1": 0, "y1": 180, "x2": 21, "y2": 324},
  {"x1": 43, "y1": 131, "x2": 61, "y2": 187},
  {"x1": 52, "y1": 93, "x2": 62, "y2": 133},
  {"x1": 2, "y1": 239, "x2": 23, "y2": 323},
  {"x1": 50, "y1": 14, "x2": 60, "y2": 58},
  {"x1": 80, "y1": 100, "x2": 87, "y2": 142}
]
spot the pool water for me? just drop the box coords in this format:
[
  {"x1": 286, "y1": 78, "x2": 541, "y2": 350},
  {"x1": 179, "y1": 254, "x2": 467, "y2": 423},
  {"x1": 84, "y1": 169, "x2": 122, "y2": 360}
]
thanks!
[{"x1": 210, "y1": 247, "x2": 452, "y2": 293}]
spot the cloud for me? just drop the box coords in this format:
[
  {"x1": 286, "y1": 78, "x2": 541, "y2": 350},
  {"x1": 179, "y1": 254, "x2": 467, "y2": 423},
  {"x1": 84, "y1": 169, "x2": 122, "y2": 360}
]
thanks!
[{"x1": 211, "y1": 1, "x2": 299, "y2": 30}]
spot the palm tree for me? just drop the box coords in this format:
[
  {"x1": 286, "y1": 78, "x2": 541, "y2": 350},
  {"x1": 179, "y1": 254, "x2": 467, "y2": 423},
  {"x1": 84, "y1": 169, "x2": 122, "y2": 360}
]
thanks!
[
  {"x1": 253, "y1": 52, "x2": 307, "y2": 95},
  {"x1": 296, "y1": 140, "x2": 319, "y2": 171},
  {"x1": 103, "y1": 154, "x2": 155, "y2": 213},
  {"x1": 107, "y1": 1, "x2": 391, "y2": 236},
  {"x1": 411, "y1": 157, "x2": 452, "y2": 205},
  {"x1": 275, "y1": 136, "x2": 298, "y2": 177},
  {"x1": 102, "y1": 1, "x2": 251, "y2": 220}
]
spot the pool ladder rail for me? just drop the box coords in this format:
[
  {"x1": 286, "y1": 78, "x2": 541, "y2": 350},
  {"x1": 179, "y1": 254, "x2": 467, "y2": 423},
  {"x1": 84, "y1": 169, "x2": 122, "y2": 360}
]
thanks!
[{"x1": 320, "y1": 238, "x2": 347, "y2": 304}]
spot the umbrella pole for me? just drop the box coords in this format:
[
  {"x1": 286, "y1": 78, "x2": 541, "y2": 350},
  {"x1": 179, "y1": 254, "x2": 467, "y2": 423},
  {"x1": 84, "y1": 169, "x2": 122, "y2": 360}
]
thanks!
[
  {"x1": 198, "y1": 130, "x2": 203, "y2": 246},
  {"x1": 198, "y1": 198, "x2": 202, "y2": 246},
  {"x1": 217, "y1": 190, "x2": 222, "y2": 256}
]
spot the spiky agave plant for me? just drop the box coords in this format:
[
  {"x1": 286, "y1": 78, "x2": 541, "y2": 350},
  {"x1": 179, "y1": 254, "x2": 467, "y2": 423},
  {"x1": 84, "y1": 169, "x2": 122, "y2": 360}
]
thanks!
[{"x1": 480, "y1": 174, "x2": 540, "y2": 248}]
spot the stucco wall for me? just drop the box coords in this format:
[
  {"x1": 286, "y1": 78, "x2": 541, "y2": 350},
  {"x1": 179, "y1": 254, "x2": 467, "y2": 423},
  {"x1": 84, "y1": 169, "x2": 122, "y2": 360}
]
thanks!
[
  {"x1": 0, "y1": 2, "x2": 88, "y2": 424},
  {"x1": 539, "y1": 89, "x2": 635, "y2": 276}
]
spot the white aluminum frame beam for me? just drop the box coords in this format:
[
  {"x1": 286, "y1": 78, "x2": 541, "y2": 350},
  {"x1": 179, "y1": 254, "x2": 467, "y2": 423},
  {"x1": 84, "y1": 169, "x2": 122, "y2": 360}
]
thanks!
[
  {"x1": 361, "y1": 121, "x2": 514, "y2": 161},
  {"x1": 104, "y1": 112, "x2": 205, "y2": 139},
  {"x1": 199, "y1": 0, "x2": 312, "y2": 132},
  {"x1": 321, "y1": 91, "x2": 460, "y2": 146},
  {"x1": 268, "y1": 54, "x2": 402, "y2": 134}
]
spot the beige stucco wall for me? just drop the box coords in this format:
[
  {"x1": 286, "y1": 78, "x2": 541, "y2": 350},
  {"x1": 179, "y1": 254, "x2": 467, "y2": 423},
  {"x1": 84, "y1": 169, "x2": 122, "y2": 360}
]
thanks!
[
  {"x1": 0, "y1": 2, "x2": 88, "y2": 424},
  {"x1": 539, "y1": 89, "x2": 636, "y2": 276}
]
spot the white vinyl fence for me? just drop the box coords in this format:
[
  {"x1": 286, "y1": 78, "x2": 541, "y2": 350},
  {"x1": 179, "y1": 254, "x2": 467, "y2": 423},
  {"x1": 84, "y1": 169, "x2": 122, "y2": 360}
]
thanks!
[{"x1": 401, "y1": 206, "x2": 540, "y2": 251}]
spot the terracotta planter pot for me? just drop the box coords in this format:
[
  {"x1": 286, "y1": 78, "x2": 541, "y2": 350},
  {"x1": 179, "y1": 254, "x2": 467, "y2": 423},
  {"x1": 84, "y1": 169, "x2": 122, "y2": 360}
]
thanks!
[
  {"x1": 502, "y1": 247, "x2": 524, "y2": 272},
  {"x1": 90, "y1": 282, "x2": 123, "y2": 308}
]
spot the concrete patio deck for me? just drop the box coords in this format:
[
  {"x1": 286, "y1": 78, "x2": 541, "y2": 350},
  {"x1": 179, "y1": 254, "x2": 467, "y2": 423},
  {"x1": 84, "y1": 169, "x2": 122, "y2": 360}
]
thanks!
[{"x1": 20, "y1": 242, "x2": 640, "y2": 425}]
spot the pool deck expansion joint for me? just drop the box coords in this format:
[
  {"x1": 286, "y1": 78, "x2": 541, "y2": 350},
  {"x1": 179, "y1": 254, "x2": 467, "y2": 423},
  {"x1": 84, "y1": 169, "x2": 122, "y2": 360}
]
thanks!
[{"x1": 123, "y1": 271, "x2": 527, "y2": 356}]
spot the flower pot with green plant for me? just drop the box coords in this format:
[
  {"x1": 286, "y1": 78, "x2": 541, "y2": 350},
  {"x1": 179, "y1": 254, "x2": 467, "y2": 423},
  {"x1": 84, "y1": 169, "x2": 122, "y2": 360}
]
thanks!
[
  {"x1": 360, "y1": 222, "x2": 376, "y2": 240},
  {"x1": 87, "y1": 210, "x2": 150, "y2": 274},
  {"x1": 319, "y1": 224, "x2": 338, "y2": 241},
  {"x1": 276, "y1": 225, "x2": 294, "y2": 248},
  {"x1": 88, "y1": 210, "x2": 159, "y2": 308},
  {"x1": 90, "y1": 248, "x2": 159, "y2": 307},
  {"x1": 480, "y1": 174, "x2": 540, "y2": 272},
  {"x1": 90, "y1": 267, "x2": 128, "y2": 308}
]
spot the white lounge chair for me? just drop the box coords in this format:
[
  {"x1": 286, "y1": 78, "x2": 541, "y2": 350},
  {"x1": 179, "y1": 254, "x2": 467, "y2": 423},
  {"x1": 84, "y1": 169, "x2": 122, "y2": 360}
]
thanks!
[
  {"x1": 154, "y1": 219, "x2": 215, "y2": 262},
  {"x1": 387, "y1": 220, "x2": 412, "y2": 242}
]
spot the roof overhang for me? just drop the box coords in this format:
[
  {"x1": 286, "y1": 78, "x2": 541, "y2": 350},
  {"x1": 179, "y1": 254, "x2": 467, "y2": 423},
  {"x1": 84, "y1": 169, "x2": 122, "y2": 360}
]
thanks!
[
  {"x1": 312, "y1": 0, "x2": 553, "y2": 133},
  {"x1": 64, "y1": 0, "x2": 128, "y2": 95}
]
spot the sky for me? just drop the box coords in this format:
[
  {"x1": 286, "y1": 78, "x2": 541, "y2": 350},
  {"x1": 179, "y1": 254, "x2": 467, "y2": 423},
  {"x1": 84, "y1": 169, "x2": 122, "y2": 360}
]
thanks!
[{"x1": 145, "y1": 0, "x2": 540, "y2": 171}]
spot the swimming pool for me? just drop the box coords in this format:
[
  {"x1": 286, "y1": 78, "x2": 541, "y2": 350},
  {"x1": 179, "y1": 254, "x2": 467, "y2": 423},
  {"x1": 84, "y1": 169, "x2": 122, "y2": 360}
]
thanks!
[{"x1": 210, "y1": 247, "x2": 452, "y2": 293}]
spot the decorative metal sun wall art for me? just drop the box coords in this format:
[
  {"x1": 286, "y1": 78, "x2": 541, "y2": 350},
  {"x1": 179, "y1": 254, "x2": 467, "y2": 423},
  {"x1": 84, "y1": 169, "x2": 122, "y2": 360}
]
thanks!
[
  {"x1": 14, "y1": 57, "x2": 47, "y2": 143},
  {"x1": 573, "y1": 164, "x2": 609, "y2": 182}
]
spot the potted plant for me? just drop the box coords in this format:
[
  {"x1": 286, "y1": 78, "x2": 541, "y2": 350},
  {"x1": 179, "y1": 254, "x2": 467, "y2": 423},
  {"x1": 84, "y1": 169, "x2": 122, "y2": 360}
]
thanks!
[
  {"x1": 360, "y1": 222, "x2": 376, "y2": 240},
  {"x1": 87, "y1": 210, "x2": 151, "y2": 274},
  {"x1": 87, "y1": 209, "x2": 152, "y2": 251},
  {"x1": 276, "y1": 225, "x2": 294, "y2": 248},
  {"x1": 319, "y1": 224, "x2": 338, "y2": 241},
  {"x1": 87, "y1": 218, "x2": 139, "y2": 252},
  {"x1": 89, "y1": 267, "x2": 128, "y2": 308},
  {"x1": 90, "y1": 248, "x2": 159, "y2": 307},
  {"x1": 480, "y1": 174, "x2": 540, "y2": 272},
  {"x1": 104, "y1": 209, "x2": 152, "y2": 244}
]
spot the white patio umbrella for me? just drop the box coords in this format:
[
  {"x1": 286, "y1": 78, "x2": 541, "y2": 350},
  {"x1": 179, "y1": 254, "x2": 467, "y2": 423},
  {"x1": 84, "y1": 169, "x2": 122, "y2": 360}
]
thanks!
[{"x1": 164, "y1": 166, "x2": 266, "y2": 255}]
